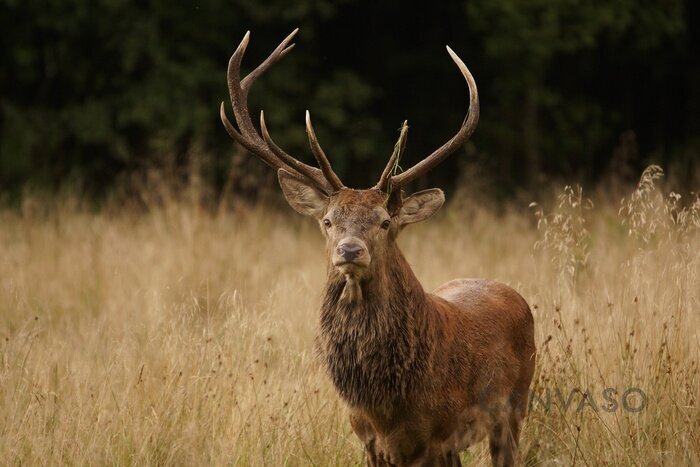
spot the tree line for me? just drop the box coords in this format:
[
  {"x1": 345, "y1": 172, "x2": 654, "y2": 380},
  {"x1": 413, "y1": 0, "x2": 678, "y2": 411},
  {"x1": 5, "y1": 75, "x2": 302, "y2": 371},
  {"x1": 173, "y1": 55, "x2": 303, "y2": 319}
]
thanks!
[{"x1": 1, "y1": 0, "x2": 697, "y2": 200}]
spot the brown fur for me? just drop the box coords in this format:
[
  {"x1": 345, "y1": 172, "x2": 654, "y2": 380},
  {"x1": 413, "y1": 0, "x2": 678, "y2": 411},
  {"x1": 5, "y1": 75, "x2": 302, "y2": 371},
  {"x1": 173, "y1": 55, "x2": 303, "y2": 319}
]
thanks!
[
  {"x1": 220, "y1": 29, "x2": 528, "y2": 465},
  {"x1": 303, "y1": 189, "x2": 536, "y2": 466}
]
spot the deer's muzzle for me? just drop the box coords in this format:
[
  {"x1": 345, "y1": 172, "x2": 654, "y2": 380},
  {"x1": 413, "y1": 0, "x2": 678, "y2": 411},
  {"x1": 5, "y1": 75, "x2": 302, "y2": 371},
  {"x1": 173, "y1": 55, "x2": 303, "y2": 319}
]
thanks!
[{"x1": 333, "y1": 237, "x2": 370, "y2": 269}]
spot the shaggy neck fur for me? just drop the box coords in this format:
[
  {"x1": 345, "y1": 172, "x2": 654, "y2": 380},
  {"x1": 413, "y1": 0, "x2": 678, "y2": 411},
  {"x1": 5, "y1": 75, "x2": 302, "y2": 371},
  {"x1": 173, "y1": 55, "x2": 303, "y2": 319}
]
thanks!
[{"x1": 318, "y1": 243, "x2": 433, "y2": 409}]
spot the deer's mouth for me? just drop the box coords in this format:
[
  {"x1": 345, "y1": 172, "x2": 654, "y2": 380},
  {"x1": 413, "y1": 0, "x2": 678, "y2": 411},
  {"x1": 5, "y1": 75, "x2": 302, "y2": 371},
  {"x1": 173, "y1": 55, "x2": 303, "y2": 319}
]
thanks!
[
  {"x1": 334, "y1": 258, "x2": 370, "y2": 274},
  {"x1": 333, "y1": 255, "x2": 370, "y2": 277}
]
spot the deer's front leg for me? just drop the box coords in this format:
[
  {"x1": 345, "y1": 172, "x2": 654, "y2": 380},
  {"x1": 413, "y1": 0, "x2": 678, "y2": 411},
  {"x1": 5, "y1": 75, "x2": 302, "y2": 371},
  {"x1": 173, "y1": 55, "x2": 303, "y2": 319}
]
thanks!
[{"x1": 349, "y1": 411, "x2": 384, "y2": 466}]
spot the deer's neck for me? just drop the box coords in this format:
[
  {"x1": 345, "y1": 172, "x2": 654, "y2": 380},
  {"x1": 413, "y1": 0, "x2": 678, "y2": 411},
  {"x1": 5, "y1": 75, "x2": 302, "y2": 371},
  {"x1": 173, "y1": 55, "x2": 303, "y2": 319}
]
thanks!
[{"x1": 318, "y1": 247, "x2": 432, "y2": 409}]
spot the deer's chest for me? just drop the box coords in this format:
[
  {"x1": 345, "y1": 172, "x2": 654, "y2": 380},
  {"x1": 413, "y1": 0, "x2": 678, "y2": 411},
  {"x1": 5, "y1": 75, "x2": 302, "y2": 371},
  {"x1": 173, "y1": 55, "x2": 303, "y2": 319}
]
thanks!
[{"x1": 318, "y1": 308, "x2": 418, "y2": 407}]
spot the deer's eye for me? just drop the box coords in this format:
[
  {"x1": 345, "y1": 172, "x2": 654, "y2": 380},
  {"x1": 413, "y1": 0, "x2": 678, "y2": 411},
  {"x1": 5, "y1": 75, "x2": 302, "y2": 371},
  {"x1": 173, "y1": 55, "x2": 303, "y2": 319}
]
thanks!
[
  {"x1": 323, "y1": 219, "x2": 332, "y2": 228},
  {"x1": 381, "y1": 219, "x2": 391, "y2": 230}
]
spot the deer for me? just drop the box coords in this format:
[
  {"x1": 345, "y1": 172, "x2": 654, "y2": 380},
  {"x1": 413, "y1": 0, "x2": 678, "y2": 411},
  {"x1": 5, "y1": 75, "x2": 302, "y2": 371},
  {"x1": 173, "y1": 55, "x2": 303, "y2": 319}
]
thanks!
[{"x1": 220, "y1": 29, "x2": 536, "y2": 467}]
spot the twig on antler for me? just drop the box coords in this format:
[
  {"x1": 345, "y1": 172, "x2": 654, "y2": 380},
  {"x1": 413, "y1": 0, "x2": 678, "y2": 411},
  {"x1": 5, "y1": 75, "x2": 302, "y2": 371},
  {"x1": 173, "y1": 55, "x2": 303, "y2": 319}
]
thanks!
[{"x1": 384, "y1": 121, "x2": 409, "y2": 197}]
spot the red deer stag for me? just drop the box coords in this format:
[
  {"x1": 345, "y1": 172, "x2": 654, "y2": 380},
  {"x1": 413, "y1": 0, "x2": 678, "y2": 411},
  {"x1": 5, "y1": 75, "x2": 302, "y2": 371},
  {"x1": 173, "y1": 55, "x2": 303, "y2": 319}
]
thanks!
[{"x1": 221, "y1": 29, "x2": 536, "y2": 467}]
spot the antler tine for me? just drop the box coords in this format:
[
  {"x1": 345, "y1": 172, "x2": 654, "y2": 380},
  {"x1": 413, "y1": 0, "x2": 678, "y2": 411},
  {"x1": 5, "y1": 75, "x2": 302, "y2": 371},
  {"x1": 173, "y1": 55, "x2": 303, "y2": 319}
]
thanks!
[
  {"x1": 240, "y1": 28, "x2": 298, "y2": 93},
  {"x1": 260, "y1": 111, "x2": 329, "y2": 187},
  {"x1": 375, "y1": 120, "x2": 408, "y2": 192},
  {"x1": 305, "y1": 111, "x2": 344, "y2": 191},
  {"x1": 387, "y1": 46, "x2": 479, "y2": 189},
  {"x1": 221, "y1": 29, "x2": 334, "y2": 194},
  {"x1": 226, "y1": 31, "x2": 255, "y2": 138}
]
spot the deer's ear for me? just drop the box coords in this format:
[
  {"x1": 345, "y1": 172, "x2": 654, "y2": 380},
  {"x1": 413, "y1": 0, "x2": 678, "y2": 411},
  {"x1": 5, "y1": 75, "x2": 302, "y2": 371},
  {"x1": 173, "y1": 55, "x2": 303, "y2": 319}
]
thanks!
[
  {"x1": 396, "y1": 188, "x2": 445, "y2": 226},
  {"x1": 278, "y1": 169, "x2": 328, "y2": 218}
]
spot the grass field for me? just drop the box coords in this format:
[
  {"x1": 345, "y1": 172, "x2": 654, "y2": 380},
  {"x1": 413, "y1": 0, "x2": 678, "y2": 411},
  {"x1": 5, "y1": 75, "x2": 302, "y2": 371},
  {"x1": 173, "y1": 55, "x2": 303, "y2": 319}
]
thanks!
[{"x1": 1, "y1": 166, "x2": 698, "y2": 465}]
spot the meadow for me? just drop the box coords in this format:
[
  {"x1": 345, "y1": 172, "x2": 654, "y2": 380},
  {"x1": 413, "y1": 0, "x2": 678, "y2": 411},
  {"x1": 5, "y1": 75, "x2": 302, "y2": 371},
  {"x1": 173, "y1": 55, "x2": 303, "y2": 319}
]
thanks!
[{"x1": 1, "y1": 166, "x2": 698, "y2": 465}]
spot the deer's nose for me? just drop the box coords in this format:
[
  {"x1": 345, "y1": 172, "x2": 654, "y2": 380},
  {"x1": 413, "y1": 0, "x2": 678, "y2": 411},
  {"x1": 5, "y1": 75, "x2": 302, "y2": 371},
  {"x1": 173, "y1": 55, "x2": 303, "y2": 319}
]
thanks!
[{"x1": 337, "y1": 243, "x2": 364, "y2": 262}]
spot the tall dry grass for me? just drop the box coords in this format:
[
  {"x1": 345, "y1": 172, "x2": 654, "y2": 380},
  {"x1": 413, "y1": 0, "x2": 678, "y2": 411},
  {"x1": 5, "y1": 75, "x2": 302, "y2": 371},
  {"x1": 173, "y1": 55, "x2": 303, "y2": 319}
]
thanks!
[{"x1": 0, "y1": 166, "x2": 698, "y2": 465}]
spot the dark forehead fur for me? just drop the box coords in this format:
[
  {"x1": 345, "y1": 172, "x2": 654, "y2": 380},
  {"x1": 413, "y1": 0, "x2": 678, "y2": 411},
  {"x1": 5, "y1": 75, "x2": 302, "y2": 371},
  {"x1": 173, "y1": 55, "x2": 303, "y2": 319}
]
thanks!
[
  {"x1": 329, "y1": 189, "x2": 387, "y2": 208},
  {"x1": 327, "y1": 189, "x2": 388, "y2": 226}
]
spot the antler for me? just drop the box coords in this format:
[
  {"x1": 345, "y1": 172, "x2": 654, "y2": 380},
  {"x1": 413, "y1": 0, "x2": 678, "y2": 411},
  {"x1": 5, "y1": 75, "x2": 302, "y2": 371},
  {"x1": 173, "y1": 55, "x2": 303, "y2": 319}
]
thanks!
[
  {"x1": 375, "y1": 46, "x2": 479, "y2": 191},
  {"x1": 305, "y1": 111, "x2": 344, "y2": 191},
  {"x1": 220, "y1": 29, "x2": 342, "y2": 194}
]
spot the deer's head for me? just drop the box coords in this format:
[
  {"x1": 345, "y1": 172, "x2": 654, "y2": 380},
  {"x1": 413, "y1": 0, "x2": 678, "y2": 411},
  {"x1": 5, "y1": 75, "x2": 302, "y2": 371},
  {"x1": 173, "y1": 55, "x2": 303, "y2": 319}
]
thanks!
[
  {"x1": 277, "y1": 173, "x2": 444, "y2": 279},
  {"x1": 221, "y1": 29, "x2": 478, "y2": 282}
]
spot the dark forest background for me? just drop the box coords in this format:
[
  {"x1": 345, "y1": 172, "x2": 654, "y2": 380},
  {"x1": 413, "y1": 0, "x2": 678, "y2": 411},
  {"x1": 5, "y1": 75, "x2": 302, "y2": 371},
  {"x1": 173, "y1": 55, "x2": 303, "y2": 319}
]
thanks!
[{"x1": 1, "y1": 0, "x2": 699, "y2": 201}]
